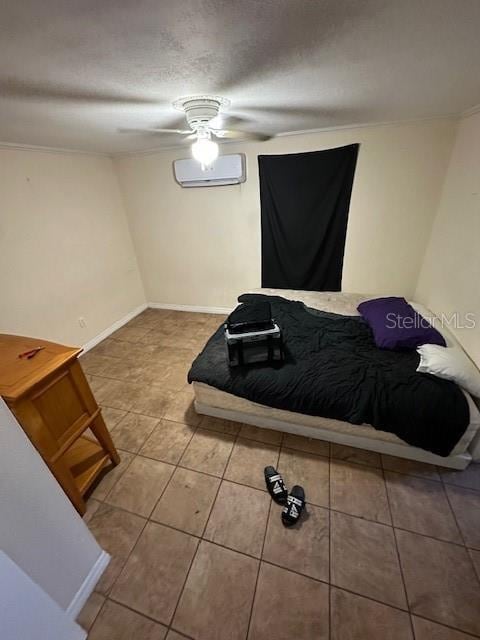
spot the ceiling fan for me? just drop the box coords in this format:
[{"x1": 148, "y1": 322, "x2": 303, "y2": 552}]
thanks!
[{"x1": 120, "y1": 95, "x2": 272, "y2": 167}]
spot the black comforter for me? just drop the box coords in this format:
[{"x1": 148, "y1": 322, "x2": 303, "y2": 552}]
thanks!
[{"x1": 188, "y1": 294, "x2": 470, "y2": 456}]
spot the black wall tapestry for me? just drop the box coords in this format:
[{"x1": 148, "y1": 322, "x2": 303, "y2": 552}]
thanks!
[{"x1": 258, "y1": 144, "x2": 359, "y2": 291}]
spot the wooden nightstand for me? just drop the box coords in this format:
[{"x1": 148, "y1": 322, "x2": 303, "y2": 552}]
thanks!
[{"x1": 0, "y1": 334, "x2": 120, "y2": 515}]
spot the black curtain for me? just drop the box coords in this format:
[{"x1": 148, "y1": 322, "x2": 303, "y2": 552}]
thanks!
[{"x1": 259, "y1": 144, "x2": 359, "y2": 291}]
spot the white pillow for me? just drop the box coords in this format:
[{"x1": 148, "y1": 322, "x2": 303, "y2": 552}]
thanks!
[
  {"x1": 417, "y1": 344, "x2": 480, "y2": 398},
  {"x1": 410, "y1": 301, "x2": 458, "y2": 347}
]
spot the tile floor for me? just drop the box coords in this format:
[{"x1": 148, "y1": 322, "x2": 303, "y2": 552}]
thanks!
[{"x1": 78, "y1": 308, "x2": 480, "y2": 639}]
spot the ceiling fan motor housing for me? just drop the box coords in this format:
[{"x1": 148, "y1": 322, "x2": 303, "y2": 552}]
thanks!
[{"x1": 173, "y1": 95, "x2": 230, "y2": 131}]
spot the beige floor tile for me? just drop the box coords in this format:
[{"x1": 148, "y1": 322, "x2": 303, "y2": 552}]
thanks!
[
  {"x1": 140, "y1": 419, "x2": 195, "y2": 464},
  {"x1": 396, "y1": 529, "x2": 480, "y2": 635},
  {"x1": 177, "y1": 314, "x2": 208, "y2": 331},
  {"x1": 205, "y1": 312, "x2": 226, "y2": 324},
  {"x1": 386, "y1": 471, "x2": 461, "y2": 542},
  {"x1": 182, "y1": 381, "x2": 194, "y2": 394},
  {"x1": 152, "y1": 467, "x2": 220, "y2": 536},
  {"x1": 87, "y1": 503, "x2": 146, "y2": 595},
  {"x1": 127, "y1": 311, "x2": 167, "y2": 330},
  {"x1": 112, "y1": 325, "x2": 152, "y2": 343},
  {"x1": 131, "y1": 385, "x2": 174, "y2": 419},
  {"x1": 445, "y1": 484, "x2": 480, "y2": 549},
  {"x1": 112, "y1": 522, "x2": 198, "y2": 625},
  {"x1": 248, "y1": 562, "x2": 329, "y2": 640},
  {"x1": 95, "y1": 379, "x2": 143, "y2": 411},
  {"x1": 106, "y1": 455, "x2": 174, "y2": 517},
  {"x1": 110, "y1": 412, "x2": 159, "y2": 453},
  {"x1": 82, "y1": 497, "x2": 102, "y2": 524},
  {"x1": 331, "y1": 459, "x2": 390, "y2": 523},
  {"x1": 90, "y1": 450, "x2": 135, "y2": 501},
  {"x1": 262, "y1": 503, "x2": 329, "y2": 582},
  {"x1": 80, "y1": 353, "x2": 118, "y2": 376},
  {"x1": 89, "y1": 339, "x2": 126, "y2": 358},
  {"x1": 101, "y1": 406, "x2": 128, "y2": 430},
  {"x1": 94, "y1": 338, "x2": 158, "y2": 361},
  {"x1": 87, "y1": 374, "x2": 109, "y2": 395},
  {"x1": 88, "y1": 600, "x2": 167, "y2": 640},
  {"x1": 470, "y1": 548, "x2": 480, "y2": 580},
  {"x1": 76, "y1": 591, "x2": 105, "y2": 631},
  {"x1": 140, "y1": 330, "x2": 177, "y2": 347},
  {"x1": 161, "y1": 362, "x2": 193, "y2": 391},
  {"x1": 331, "y1": 443, "x2": 381, "y2": 467},
  {"x1": 331, "y1": 588, "x2": 413, "y2": 640},
  {"x1": 138, "y1": 321, "x2": 170, "y2": 334},
  {"x1": 152, "y1": 346, "x2": 196, "y2": 367},
  {"x1": 239, "y1": 424, "x2": 283, "y2": 445},
  {"x1": 282, "y1": 433, "x2": 330, "y2": 457},
  {"x1": 166, "y1": 632, "x2": 189, "y2": 640},
  {"x1": 156, "y1": 334, "x2": 205, "y2": 350},
  {"x1": 204, "y1": 481, "x2": 270, "y2": 557},
  {"x1": 440, "y1": 463, "x2": 480, "y2": 491},
  {"x1": 278, "y1": 448, "x2": 329, "y2": 507},
  {"x1": 134, "y1": 329, "x2": 166, "y2": 341},
  {"x1": 412, "y1": 616, "x2": 477, "y2": 640},
  {"x1": 173, "y1": 541, "x2": 258, "y2": 640},
  {"x1": 179, "y1": 428, "x2": 235, "y2": 477},
  {"x1": 99, "y1": 358, "x2": 146, "y2": 383},
  {"x1": 135, "y1": 360, "x2": 170, "y2": 386},
  {"x1": 163, "y1": 391, "x2": 202, "y2": 426},
  {"x1": 331, "y1": 511, "x2": 406, "y2": 609},
  {"x1": 382, "y1": 454, "x2": 441, "y2": 481},
  {"x1": 200, "y1": 414, "x2": 241, "y2": 436},
  {"x1": 169, "y1": 310, "x2": 205, "y2": 323},
  {"x1": 225, "y1": 437, "x2": 280, "y2": 491},
  {"x1": 146, "y1": 332, "x2": 184, "y2": 348}
]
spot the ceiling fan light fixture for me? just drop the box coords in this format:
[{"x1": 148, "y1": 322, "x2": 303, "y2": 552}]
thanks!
[{"x1": 191, "y1": 136, "x2": 219, "y2": 168}]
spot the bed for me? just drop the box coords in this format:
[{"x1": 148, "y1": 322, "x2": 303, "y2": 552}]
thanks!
[{"x1": 189, "y1": 290, "x2": 480, "y2": 469}]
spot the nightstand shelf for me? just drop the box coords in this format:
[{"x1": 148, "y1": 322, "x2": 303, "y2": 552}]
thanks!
[
  {"x1": 0, "y1": 334, "x2": 120, "y2": 515},
  {"x1": 64, "y1": 436, "x2": 111, "y2": 496}
]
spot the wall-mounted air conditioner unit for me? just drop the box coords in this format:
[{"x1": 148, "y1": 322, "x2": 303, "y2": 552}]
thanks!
[{"x1": 173, "y1": 153, "x2": 246, "y2": 188}]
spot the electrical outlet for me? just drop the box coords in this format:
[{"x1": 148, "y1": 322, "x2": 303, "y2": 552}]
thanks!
[{"x1": 78, "y1": 317, "x2": 87, "y2": 328}]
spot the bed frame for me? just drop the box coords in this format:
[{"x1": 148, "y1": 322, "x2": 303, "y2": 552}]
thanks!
[
  {"x1": 194, "y1": 290, "x2": 480, "y2": 470},
  {"x1": 194, "y1": 387, "x2": 480, "y2": 470}
]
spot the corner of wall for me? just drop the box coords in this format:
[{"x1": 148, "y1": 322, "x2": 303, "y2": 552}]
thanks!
[
  {"x1": 413, "y1": 118, "x2": 460, "y2": 301},
  {"x1": 411, "y1": 110, "x2": 480, "y2": 366}
]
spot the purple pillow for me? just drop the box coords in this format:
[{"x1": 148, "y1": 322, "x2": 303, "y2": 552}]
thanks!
[{"x1": 357, "y1": 297, "x2": 446, "y2": 350}]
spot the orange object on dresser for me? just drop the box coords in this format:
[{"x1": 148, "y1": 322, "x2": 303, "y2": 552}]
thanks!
[{"x1": 0, "y1": 334, "x2": 119, "y2": 515}]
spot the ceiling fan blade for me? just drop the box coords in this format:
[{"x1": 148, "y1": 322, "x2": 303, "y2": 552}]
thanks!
[
  {"x1": 118, "y1": 128, "x2": 159, "y2": 134},
  {"x1": 209, "y1": 114, "x2": 250, "y2": 129},
  {"x1": 118, "y1": 128, "x2": 191, "y2": 135},
  {"x1": 211, "y1": 129, "x2": 272, "y2": 142},
  {"x1": 152, "y1": 128, "x2": 192, "y2": 134},
  {"x1": 1, "y1": 78, "x2": 157, "y2": 105}
]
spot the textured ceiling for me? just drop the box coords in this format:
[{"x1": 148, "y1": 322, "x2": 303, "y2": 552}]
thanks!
[{"x1": 1, "y1": 0, "x2": 479, "y2": 154}]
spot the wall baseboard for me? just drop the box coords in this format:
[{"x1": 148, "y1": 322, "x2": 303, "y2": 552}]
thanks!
[
  {"x1": 65, "y1": 551, "x2": 110, "y2": 619},
  {"x1": 82, "y1": 302, "x2": 231, "y2": 355},
  {"x1": 82, "y1": 303, "x2": 148, "y2": 353},
  {"x1": 148, "y1": 302, "x2": 233, "y2": 315}
]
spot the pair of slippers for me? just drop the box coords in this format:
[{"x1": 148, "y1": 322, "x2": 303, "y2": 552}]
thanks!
[{"x1": 264, "y1": 466, "x2": 306, "y2": 527}]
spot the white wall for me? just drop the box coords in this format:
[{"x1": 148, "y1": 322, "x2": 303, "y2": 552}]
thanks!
[
  {"x1": 415, "y1": 111, "x2": 480, "y2": 366},
  {"x1": 115, "y1": 118, "x2": 455, "y2": 309},
  {"x1": 0, "y1": 148, "x2": 146, "y2": 347},
  {"x1": 0, "y1": 552, "x2": 86, "y2": 640},
  {"x1": 0, "y1": 398, "x2": 104, "y2": 612}
]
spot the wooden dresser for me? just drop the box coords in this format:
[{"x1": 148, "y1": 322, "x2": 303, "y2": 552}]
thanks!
[{"x1": 0, "y1": 334, "x2": 119, "y2": 515}]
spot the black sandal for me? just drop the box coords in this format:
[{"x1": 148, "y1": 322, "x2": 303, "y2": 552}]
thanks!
[
  {"x1": 264, "y1": 466, "x2": 288, "y2": 504},
  {"x1": 281, "y1": 485, "x2": 306, "y2": 527}
]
